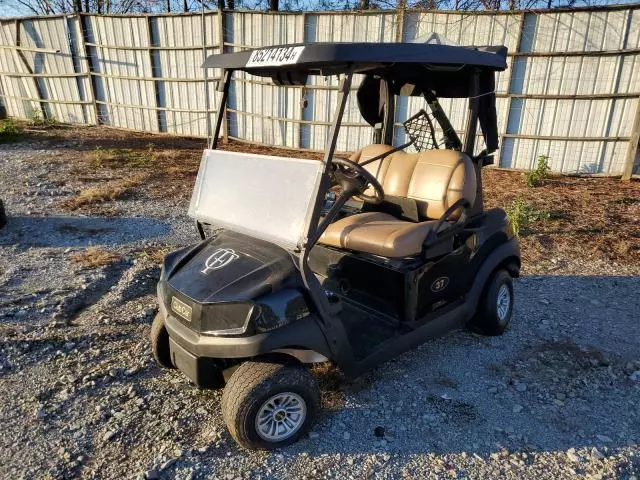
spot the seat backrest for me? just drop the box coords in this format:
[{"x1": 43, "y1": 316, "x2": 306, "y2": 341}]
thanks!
[{"x1": 350, "y1": 144, "x2": 477, "y2": 220}]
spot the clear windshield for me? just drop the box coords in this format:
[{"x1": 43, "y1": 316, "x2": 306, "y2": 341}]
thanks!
[{"x1": 188, "y1": 150, "x2": 324, "y2": 250}]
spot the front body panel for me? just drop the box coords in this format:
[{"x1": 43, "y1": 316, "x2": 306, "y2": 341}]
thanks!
[{"x1": 160, "y1": 229, "x2": 302, "y2": 335}]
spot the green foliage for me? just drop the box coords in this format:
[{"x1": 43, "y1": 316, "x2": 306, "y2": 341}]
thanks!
[
  {"x1": 91, "y1": 143, "x2": 157, "y2": 168},
  {"x1": 505, "y1": 198, "x2": 550, "y2": 237},
  {"x1": 525, "y1": 154, "x2": 551, "y2": 187},
  {"x1": 29, "y1": 109, "x2": 58, "y2": 127},
  {"x1": 0, "y1": 118, "x2": 23, "y2": 143},
  {"x1": 613, "y1": 197, "x2": 639, "y2": 206}
]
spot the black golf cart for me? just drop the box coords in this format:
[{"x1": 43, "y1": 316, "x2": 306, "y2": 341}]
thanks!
[{"x1": 151, "y1": 42, "x2": 520, "y2": 450}]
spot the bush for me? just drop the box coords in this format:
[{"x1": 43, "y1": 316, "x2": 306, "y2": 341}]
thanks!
[
  {"x1": 525, "y1": 155, "x2": 551, "y2": 187},
  {"x1": 506, "y1": 198, "x2": 550, "y2": 237},
  {"x1": 0, "y1": 119, "x2": 23, "y2": 142}
]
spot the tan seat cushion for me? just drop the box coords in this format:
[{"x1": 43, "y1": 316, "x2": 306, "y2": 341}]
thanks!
[
  {"x1": 320, "y1": 145, "x2": 474, "y2": 257},
  {"x1": 351, "y1": 145, "x2": 477, "y2": 220},
  {"x1": 319, "y1": 212, "x2": 441, "y2": 258}
]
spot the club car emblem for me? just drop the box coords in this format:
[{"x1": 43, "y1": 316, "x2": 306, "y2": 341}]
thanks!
[
  {"x1": 201, "y1": 248, "x2": 239, "y2": 274},
  {"x1": 431, "y1": 276, "x2": 450, "y2": 293}
]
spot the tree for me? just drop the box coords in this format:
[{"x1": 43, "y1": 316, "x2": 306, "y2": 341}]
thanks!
[{"x1": 0, "y1": 0, "x2": 624, "y2": 16}]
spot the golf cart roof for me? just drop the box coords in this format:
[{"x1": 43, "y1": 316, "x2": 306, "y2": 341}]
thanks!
[
  {"x1": 204, "y1": 42, "x2": 507, "y2": 71},
  {"x1": 204, "y1": 42, "x2": 507, "y2": 98}
]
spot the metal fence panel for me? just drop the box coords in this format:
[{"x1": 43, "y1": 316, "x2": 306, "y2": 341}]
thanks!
[
  {"x1": 152, "y1": 12, "x2": 220, "y2": 137},
  {"x1": 227, "y1": 12, "x2": 305, "y2": 147},
  {"x1": 86, "y1": 14, "x2": 158, "y2": 131},
  {"x1": 0, "y1": 6, "x2": 638, "y2": 176}
]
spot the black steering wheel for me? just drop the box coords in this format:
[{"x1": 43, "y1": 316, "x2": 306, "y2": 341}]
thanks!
[{"x1": 331, "y1": 157, "x2": 385, "y2": 205}]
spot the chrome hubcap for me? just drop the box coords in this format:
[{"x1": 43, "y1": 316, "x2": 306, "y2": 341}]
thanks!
[
  {"x1": 497, "y1": 284, "x2": 511, "y2": 321},
  {"x1": 255, "y1": 392, "x2": 306, "y2": 442}
]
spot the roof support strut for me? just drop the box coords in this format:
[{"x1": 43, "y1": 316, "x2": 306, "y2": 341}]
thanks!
[
  {"x1": 209, "y1": 69, "x2": 232, "y2": 150},
  {"x1": 299, "y1": 71, "x2": 357, "y2": 370},
  {"x1": 464, "y1": 70, "x2": 484, "y2": 215}
]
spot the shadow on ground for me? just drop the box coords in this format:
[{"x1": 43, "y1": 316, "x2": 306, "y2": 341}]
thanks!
[{"x1": 0, "y1": 215, "x2": 172, "y2": 248}]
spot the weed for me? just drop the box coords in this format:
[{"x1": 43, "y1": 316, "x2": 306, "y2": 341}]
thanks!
[
  {"x1": 90, "y1": 143, "x2": 156, "y2": 168},
  {"x1": 126, "y1": 143, "x2": 157, "y2": 167},
  {"x1": 525, "y1": 154, "x2": 551, "y2": 187},
  {"x1": 29, "y1": 109, "x2": 58, "y2": 127},
  {"x1": 92, "y1": 146, "x2": 107, "y2": 167},
  {"x1": 70, "y1": 247, "x2": 121, "y2": 269},
  {"x1": 0, "y1": 118, "x2": 23, "y2": 142},
  {"x1": 613, "y1": 197, "x2": 639, "y2": 206},
  {"x1": 506, "y1": 198, "x2": 550, "y2": 237}
]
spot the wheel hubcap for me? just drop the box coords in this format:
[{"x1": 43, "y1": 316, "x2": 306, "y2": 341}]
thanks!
[
  {"x1": 255, "y1": 392, "x2": 306, "y2": 442},
  {"x1": 497, "y1": 284, "x2": 511, "y2": 321}
]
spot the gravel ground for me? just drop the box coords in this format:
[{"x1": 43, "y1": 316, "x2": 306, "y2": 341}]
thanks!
[{"x1": 1, "y1": 137, "x2": 640, "y2": 479}]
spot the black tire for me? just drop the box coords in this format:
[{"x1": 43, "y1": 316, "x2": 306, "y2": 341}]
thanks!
[
  {"x1": 469, "y1": 269, "x2": 514, "y2": 336},
  {"x1": 0, "y1": 200, "x2": 6, "y2": 230},
  {"x1": 150, "y1": 314, "x2": 174, "y2": 369},
  {"x1": 221, "y1": 359, "x2": 320, "y2": 450}
]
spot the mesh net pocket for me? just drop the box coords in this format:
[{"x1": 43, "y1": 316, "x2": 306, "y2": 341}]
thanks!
[{"x1": 403, "y1": 109, "x2": 438, "y2": 152}]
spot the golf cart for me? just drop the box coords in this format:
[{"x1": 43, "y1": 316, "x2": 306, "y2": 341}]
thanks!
[{"x1": 151, "y1": 42, "x2": 520, "y2": 450}]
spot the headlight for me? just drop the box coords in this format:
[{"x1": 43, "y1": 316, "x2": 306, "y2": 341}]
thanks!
[{"x1": 200, "y1": 302, "x2": 258, "y2": 336}]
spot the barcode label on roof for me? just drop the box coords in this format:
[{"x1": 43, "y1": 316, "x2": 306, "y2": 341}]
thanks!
[{"x1": 246, "y1": 46, "x2": 305, "y2": 68}]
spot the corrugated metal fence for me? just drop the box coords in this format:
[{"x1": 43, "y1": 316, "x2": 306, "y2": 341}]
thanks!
[{"x1": 1, "y1": 6, "x2": 639, "y2": 177}]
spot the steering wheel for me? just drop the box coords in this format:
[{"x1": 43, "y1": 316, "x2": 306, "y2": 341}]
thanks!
[{"x1": 331, "y1": 157, "x2": 385, "y2": 205}]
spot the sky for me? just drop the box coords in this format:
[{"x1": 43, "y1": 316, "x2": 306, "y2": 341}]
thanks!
[{"x1": 1, "y1": 0, "x2": 638, "y2": 17}]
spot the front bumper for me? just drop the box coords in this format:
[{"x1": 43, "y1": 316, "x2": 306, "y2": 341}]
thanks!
[
  {"x1": 161, "y1": 304, "x2": 333, "y2": 362},
  {"x1": 169, "y1": 338, "x2": 225, "y2": 388}
]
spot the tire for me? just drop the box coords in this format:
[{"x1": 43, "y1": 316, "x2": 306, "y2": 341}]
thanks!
[
  {"x1": 0, "y1": 200, "x2": 6, "y2": 230},
  {"x1": 469, "y1": 269, "x2": 514, "y2": 336},
  {"x1": 221, "y1": 359, "x2": 320, "y2": 450},
  {"x1": 150, "y1": 313, "x2": 174, "y2": 369}
]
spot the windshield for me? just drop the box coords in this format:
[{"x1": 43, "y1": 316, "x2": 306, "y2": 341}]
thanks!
[{"x1": 188, "y1": 150, "x2": 324, "y2": 250}]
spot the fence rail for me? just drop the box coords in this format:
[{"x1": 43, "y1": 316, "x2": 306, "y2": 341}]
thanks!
[{"x1": 0, "y1": 5, "x2": 639, "y2": 177}]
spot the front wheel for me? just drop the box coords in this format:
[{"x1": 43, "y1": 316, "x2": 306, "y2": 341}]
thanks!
[
  {"x1": 469, "y1": 269, "x2": 514, "y2": 336},
  {"x1": 221, "y1": 359, "x2": 320, "y2": 450},
  {"x1": 150, "y1": 313, "x2": 174, "y2": 369}
]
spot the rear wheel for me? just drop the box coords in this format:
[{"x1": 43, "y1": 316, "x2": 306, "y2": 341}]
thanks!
[
  {"x1": 469, "y1": 269, "x2": 514, "y2": 336},
  {"x1": 221, "y1": 359, "x2": 320, "y2": 450},
  {"x1": 150, "y1": 313, "x2": 174, "y2": 369}
]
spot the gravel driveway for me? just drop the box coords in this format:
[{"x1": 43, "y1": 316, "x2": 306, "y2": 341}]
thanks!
[{"x1": 1, "y1": 139, "x2": 639, "y2": 479}]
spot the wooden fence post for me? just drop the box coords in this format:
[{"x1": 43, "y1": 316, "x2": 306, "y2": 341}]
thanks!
[
  {"x1": 395, "y1": 2, "x2": 405, "y2": 43},
  {"x1": 77, "y1": 14, "x2": 101, "y2": 125},
  {"x1": 622, "y1": 97, "x2": 640, "y2": 180},
  {"x1": 500, "y1": 12, "x2": 526, "y2": 169},
  {"x1": 147, "y1": 16, "x2": 164, "y2": 133},
  {"x1": 392, "y1": 3, "x2": 405, "y2": 145}
]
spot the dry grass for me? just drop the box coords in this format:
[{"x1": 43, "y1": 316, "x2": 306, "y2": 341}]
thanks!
[
  {"x1": 19, "y1": 124, "x2": 639, "y2": 270},
  {"x1": 60, "y1": 173, "x2": 148, "y2": 210},
  {"x1": 311, "y1": 362, "x2": 348, "y2": 410},
  {"x1": 135, "y1": 246, "x2": 171, "y2": 265},
  {"x1": 70, "y1": 247, "x2": 121, "y2": 269}
]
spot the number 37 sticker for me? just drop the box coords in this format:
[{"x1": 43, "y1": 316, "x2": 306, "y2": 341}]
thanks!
[{"x1": 246, "y1": 46, "x2": 305, "y2": 68}]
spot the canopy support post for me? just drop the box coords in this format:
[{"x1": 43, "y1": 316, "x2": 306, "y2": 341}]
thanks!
[
  {"x1": 463, "y1": 70, "x2": 480, "y2": 156},
  {"x1": 464, "y1": 70, "x2": 484, "y2": 215},
  {"x1": 298, "y1": 71, "x2": 356, "y2": 370},
  {"x1": 209, "y1": 69, "x2": 232, "y2": 150}
]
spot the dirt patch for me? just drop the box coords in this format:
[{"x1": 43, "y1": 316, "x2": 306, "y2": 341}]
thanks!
[{"x1": 484, "y1": 171, "x2": 640, "y2": 271}]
